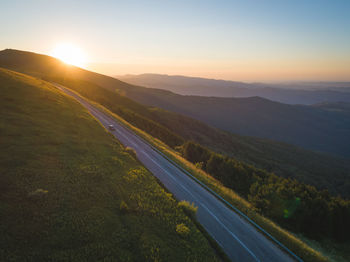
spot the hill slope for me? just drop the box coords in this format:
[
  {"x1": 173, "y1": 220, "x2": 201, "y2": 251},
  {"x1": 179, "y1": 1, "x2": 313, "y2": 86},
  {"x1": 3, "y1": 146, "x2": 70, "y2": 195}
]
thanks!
[
  {"x1": 0, "y1": 68, "x2": 219, "y2": 261},
  {"x1": 1, "y1": 49, "x2": 349, "y2": 198},
  {"x1": 119, "y1": 87, "x2": 350, "y2": 157},
  {"x1": 1, "y1": 49, "x2": 350, "y2": 157},
  {"x1": 119, "y1": 73, "x2": 350, "y2": 105}
]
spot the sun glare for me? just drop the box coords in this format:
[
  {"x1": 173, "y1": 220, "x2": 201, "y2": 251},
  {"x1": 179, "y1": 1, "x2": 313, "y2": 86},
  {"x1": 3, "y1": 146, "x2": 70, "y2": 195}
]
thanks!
[{"x1": 50, "y1": 43, "x2": 87, "y2": 67}]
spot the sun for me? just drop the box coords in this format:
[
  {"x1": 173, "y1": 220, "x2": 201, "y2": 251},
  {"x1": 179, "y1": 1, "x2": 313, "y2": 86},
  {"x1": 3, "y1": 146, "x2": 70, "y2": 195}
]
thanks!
[{"x1": 50, "y1": 43, "x2": 87, "y2": 67}]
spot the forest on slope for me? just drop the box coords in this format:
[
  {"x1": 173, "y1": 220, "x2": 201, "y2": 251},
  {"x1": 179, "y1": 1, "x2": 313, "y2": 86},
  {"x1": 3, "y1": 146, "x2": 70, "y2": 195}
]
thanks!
[{"x1": 180, "y1": 141, "x2": 350, "y2": 242}]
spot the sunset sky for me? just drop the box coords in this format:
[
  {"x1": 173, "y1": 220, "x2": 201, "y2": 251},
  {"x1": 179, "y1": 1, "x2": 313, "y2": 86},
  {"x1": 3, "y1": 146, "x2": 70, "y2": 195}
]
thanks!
[{"x1": 1, "y1": 0, "x2": 350, "y2": 81}]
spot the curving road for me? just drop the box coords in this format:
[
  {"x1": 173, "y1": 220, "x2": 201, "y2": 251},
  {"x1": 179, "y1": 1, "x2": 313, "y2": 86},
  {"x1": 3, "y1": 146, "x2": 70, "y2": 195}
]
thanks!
[{"x1": 55, "y1": 84, "x2": 296, "y2": 262}]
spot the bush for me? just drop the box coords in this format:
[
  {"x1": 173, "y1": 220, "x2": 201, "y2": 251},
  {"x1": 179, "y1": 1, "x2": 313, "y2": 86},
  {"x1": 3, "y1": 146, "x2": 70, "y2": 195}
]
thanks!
[
  {"x1": 178, "y1": 201, "x2": 198, "y2": 218},
  {"x1": 125, "y1": 147, "x2": 137, "y2": 159},
  {"x1": 120, "y1": 200, "x2": 129, "y2": 212},
  {"x1": 176, "y1": 223, "x2": 190, "y2": 236},
  {"x1": 195, "y1": 162, "x2": 204, "y2": 169},
  {"x1": 28, "y1": 189, "x2": 48, "y2": 198}
]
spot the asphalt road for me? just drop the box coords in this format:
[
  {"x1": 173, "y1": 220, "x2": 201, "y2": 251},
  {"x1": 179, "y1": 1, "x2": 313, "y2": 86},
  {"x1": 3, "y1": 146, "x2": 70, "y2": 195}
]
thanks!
[{"x1": 55, "y1": 84, "x2": 296, "y2": 262}]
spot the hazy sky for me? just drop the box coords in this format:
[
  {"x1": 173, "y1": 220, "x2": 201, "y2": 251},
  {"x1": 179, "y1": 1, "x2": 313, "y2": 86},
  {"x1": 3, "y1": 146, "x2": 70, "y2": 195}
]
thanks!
[{"x1": 1, "y1": 0, "x2": 350, "y2": 81}]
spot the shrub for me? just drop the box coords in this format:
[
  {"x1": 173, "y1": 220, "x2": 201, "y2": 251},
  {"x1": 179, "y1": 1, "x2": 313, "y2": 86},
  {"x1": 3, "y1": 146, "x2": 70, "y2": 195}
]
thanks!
[
  {"x1": 195, "y1": 162, "x2": 204, "y2": 169},
  {"x1": 28, "y1": 189, "x2": 48, "y2": 198},
  {"x1": 125, "y1": 147, "x2": 137, "y2": 159},
  {"x1": 176, "y1": 223, "x2": 190, "y2": 236},
  {"x1": 120, "y1": 200, "x2": 129, "y2": 212},
  {"x1": 178, "y1": 201, "x2": 198, "y2": 218}
]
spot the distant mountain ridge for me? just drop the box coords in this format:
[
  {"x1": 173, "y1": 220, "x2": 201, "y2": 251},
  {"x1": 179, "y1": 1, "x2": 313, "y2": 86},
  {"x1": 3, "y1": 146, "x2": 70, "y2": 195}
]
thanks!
[{"x1": 118, "y1": 73, "x2": 350, "y2": 105}]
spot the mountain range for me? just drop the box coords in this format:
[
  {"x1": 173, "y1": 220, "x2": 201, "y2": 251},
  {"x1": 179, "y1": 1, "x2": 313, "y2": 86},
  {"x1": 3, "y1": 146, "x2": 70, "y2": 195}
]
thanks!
[{"x1": 119, "y1": 73, "x2": 350, "y2": 105}]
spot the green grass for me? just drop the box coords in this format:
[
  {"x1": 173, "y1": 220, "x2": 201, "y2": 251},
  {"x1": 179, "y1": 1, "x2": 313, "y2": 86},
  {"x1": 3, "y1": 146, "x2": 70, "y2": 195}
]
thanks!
[{"x1": 0, "y1": 68, "x2": 220, "y2": 261}]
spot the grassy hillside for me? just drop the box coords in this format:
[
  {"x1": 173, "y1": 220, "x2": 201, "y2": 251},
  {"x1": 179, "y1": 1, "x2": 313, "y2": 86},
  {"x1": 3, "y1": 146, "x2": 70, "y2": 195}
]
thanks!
[
  {"x1": 0, "y1": 68, "x2": 220, "y2": 261},
  {"x1": 1, "y1": 49, "x2": 349, "y2": 199}
]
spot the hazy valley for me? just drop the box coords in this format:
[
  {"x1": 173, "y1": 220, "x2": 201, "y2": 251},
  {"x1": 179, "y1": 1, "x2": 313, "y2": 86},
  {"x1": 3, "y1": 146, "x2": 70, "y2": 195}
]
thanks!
[{"x1": 119, "y1": 74, "x2": 350, "y2": 104}]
